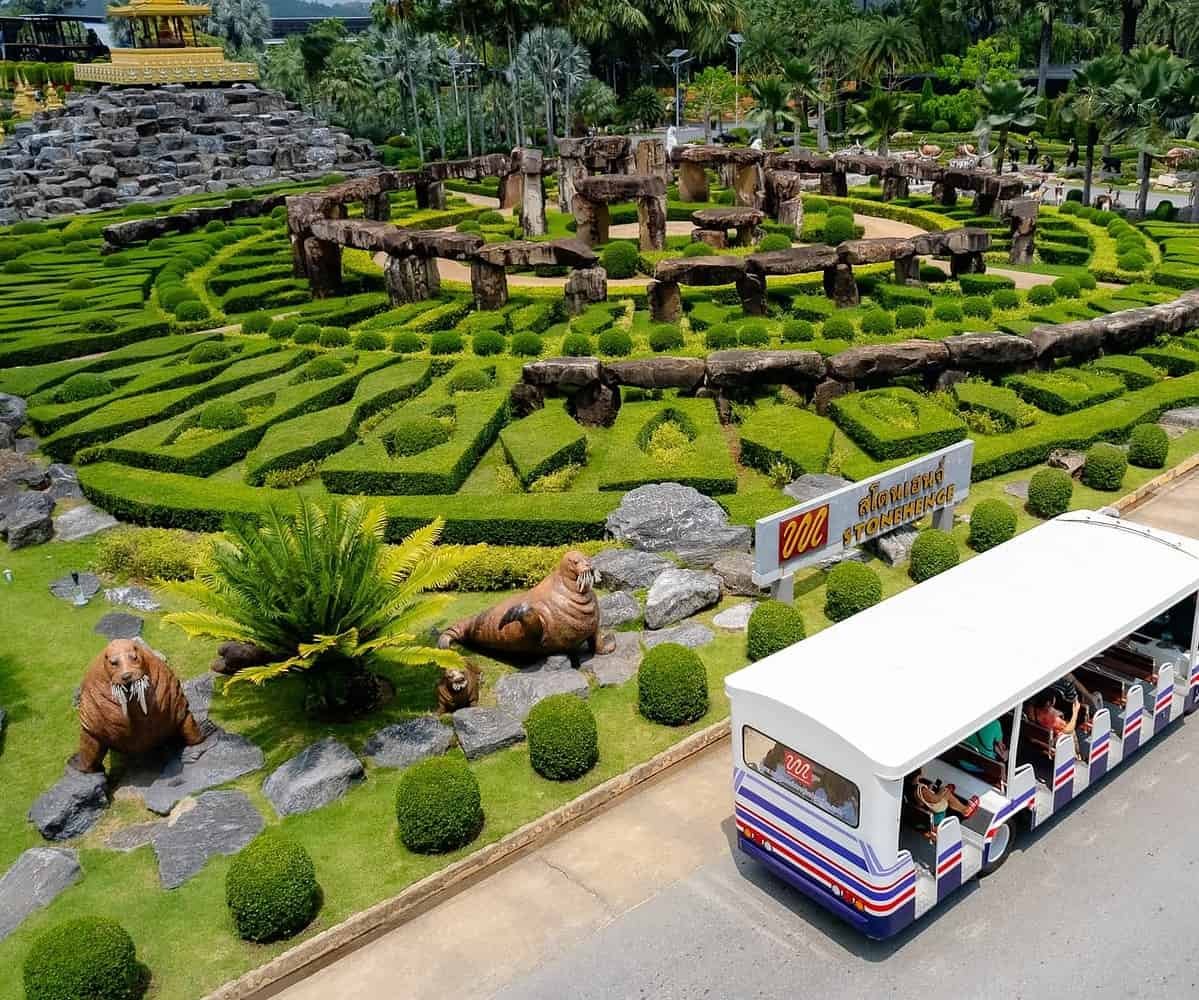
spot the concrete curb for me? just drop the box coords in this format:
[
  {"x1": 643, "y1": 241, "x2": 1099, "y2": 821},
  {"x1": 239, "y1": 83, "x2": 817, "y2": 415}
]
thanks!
[
  {"x1": 203, "y1": 718, "x2": 731, "y2": 1000},
  {"x1": 1114, "y1": 451, "x2": 1199, "y2": 514}
]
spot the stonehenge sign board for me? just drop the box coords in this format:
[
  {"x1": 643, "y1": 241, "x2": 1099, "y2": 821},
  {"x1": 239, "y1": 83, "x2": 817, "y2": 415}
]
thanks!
[{"x1": 752, "y1": 440, "x2": 974, "y2": 586}]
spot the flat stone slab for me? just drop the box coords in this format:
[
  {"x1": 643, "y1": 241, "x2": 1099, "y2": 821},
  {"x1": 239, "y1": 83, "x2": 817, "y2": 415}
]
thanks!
[
  {"x1": 363, "y1": 716, "x2": 453, "y2": 769},
  {"x1": 1160, "y1": 406, "x2": 1199, "y2": 430},
  {"x1": 45, "y1": 463, "x2": 84, "y2": 501},
  {"x1": 784, "y1": 473, "x2": 852, "y2": 503},
  {"x1": 28, "y1": 766, "x2": 108, "y2": 841},
  {"x1": 641, "y1": 622, "x2": 715, "y2": 650},
  {"x1": 599, "y1": 590, "x2": 641, "y2": 627},
  {"x1": 152, "y1": 789, "x2": 263, "y2": 889},
  {"x1": 94, "y1": 611, "x2": 143, "y2": 639},
  {"x1": 452, "y1": 706, "x2": 525, "y2": 761},
  {"x1": 104, "y1": 585, "x2": 161, "y2": 612},
  {"x1": 121, "y1": 728, "x2": 264, "y2": 816},
  {"x1": 53, "y1": 503, "x2": 118, "y2": 542},
  {"x1": 1004, "y1": 480, "x2": 1030, "y2": 500},
  {"x1": 494, "y1": 665, "x2": 589, "y2": 722},
  {"x1": 592, "y1": 548, "x2": 673, "y2": 590},
  {"x1": 644, "y1": 568, "x2": 722, "y2": 629},
  {"x1": 871, "y1": 524, "x2": 920, "y2": 567},
  {"x1": 0, "y1": 847, "x2": 81, "y2": 942},
  {"x1": 105, "y1": 820, "x2": 164, "y2": 852},
  {"x1": 713, "y1": 601, "x2": 758, "y2": 631},
  {"x1": 49, "y1": 571, "x2": 100, "y2": 602},
  {"x1": 263, "y1": 737, "x2": 364, "y2": 817},
  {"x1": 580, "y1": 631, "x2": 642, "y2": 687},
  {"x1": 712, "y1": 552, "x2": 762, "y2": 597},
  {"x1": 675, "y1": 527, "x2": 752, "y2": 567}
]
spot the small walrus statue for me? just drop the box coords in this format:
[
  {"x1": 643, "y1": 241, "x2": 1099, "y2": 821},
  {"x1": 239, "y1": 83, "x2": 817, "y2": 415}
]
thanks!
[
  {"x1": 438, "y1": 551, "x2": 614, "y2": 658},
  {"x1": 436, "y1": 663, "x2": 481, "y2": 714},
  {"x1": 72, "y1": 638, "x2": 208, "y2": 773}
]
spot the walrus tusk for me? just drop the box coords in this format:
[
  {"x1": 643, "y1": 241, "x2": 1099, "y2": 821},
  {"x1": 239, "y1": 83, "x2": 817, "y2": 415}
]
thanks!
[
  {"x1": 110, "y1": 683, "x2": 129, "y2": 717},
  {"x1": 133, "y1": 676, "x2": 149, "y2": 715}
]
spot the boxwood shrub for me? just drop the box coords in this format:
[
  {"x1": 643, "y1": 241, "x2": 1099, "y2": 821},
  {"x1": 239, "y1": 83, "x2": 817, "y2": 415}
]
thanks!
[
  {"x1": 1027, "y1": 284, "x2": 1058, "y2": 306},
  {"x1": 597, "y1": 328, "x2": 633, "y2": 356},
  {"x1": 388, "y1": 415, "x2": 452, "y2": 456},
  {"x1": 824, "y1": 561, "x2": 882, "y2": 622},
  {"x1": 58, "y1": 292, "x2": 89, "y2": 311},
  {"x1": 968, "y1": 498, "x2": 1017, "y2": 552},
  {"x1": 270, "y1": 318, "x2": 298, "y2": 341},
  {"x1": 933, "y1": 300, "x2": 964, "y2": 322},
  {"x1": 895, "y1": 305, "x2": 926, "y2": 329},
  {"x1": 1127, "y1": 423, "x2": 1168, "y2": 468},
  {"x1": 510, "y1": 331, "x2": 543, "y2": 356},
  {"x1": 682, "y1": 241, "x2": 715, "y2": 257},
  {"x1": 648, "y1": 323, "x2": 684, "y2": 351},
  {"x1": 823, "y1": 214, "x2": 857, "y2": 244},
  {"x1": 225, "y1": 832, "x2": 320, "y2": 942},
  {"x1": 396, "y1": 756, "x2": 484, "y2": 854},
  {"x1": 176, "y1": 300, "x2": 210, "y2": 322},
  {"x1": 187, "y1": 341, "x2": 230, "y2": 364},
  {"x1": 747, "y1": 600, "x2": 806, "y2": 662},
  {"x1": 958, "y1": 273, "x2": 1016, "y2": 295},
  {"x1": 429, "y1": 329, "x2": 464, "y2": 355},
  {"x1": 22, "y1": 917, "x2": 141, "y2": 1000},
  {"x1": 58, "y1": 372, "x2": 114, "y2": 402},
  {"x1": 909, "y1": 528, "x2": 960, "y2": 582},
  {"x1": 561, "y1": 332, "x2": 593, "y2": 356},
  {"x1": 353, "y1": 329, "x2": 388, "y2": 351},
  {"x1": 782, "y1": 318, "x2": 815, "y2": 342},
  {"x1": 602, "y1": 241, "x2": 640, "y2": 278},
  {"x1": 705, "y1": 322, "x2": 738, "y2": 349},
  {"x1": 860, "y1": 309, "x2": 895, "y2": 336},
  {"x1": 1027, "y1": 467, "x2": 1073, "y2": 517},
  {"x1": 638, "y1": 642, "x2": 709, "y2": 725},
  {"x1": 1052, "y1": 275, "x2": 1082, "y2": 299},
  {"x1": 198, "y1": 400, "x2": 247, "y2": 430},
  {"x1": 242, "y1": 311, "x2": 272, "y2": 334},
  {"x1": 1081, "y1": 442, "x2": 1127, "y2": 491},
  {"x1": 992, "y1": 288, "x2": 1021, "y2": 310},
  {"x1": 525, "y1": 693, "x2": 599, "y2": 780},
  {"x1": 822, "y1": 315, "x2": 855, "y2": 340},
  {"x1": 758, "y1": 233, "x2": 792, "y2": 252},
  {"x1": 962, "y1": 296, "x2": 992, "y2": 319},
  {"x1": 738, "y1": 320, "x2": 770, "y2": 346},
  {"x1": 391, "y1": 330, "x2": 422, "y2": 353},
  {"x1": 292, "y1": 356, "x2": 348, "y2": 383},
  {"x1": 319, "y1": 326, "x2": 351, "y2": 348}
]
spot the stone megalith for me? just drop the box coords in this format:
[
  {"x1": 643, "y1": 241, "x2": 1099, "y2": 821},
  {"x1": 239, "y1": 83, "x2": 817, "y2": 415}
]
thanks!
[
  {"x1": 564, "y1": 267, "x2": 608, "y2": 315},
  {"x1": 471, "y1": 260, "x2": 509, "y2": 310},
  {"x1": 1003, "y1": 198, "x2": 1038, "y2": 265},
  {"x1": 518, "y1": 148, "x2": 548, "y2": 238},
  {"x1": 823, "y1": 263, "x2": 859, "y2": 307}
]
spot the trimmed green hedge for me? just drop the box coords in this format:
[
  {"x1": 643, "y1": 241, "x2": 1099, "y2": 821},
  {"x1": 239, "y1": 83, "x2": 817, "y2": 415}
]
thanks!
[
  {"x1": 499, "y1": 403, "x2": 587, "y2": 487},
  {"x1": 1005, "y1": 368, "x2": 1125, "y2": 415},
  {"x1": 830, "y1": 387, "x2": 967, "y2": 460},
  {"x1": 1081, "y1": 442, "x2": 1127, "y2": 491},
  {"x1": 638, "y1": 642, "x2": 709, "y2": 726},
  {"x1": 951, "y1": 382, "x2": 1022, "y2": 430},
  {"x1": 1128, "y1": 423, "x2": 1169, "y2": 469},
  {"x1": 738, "y1": 404, "x2": 836, "y2": 477},
  {"x1": 1027, "y1": 467, "x2": 1074, "y2": 517},
  {"x1": 824, "y1": 561, "x2": 882, "y2": 622},
  {"x1": 746, "y1": 600, "x2": 806, "y2": 662},
  {"x1": 1087, "y1": 354, "x2": 1160, "y2": 389},
  {"x1": 968, "y1": 498, "x2": 1017, "y2": 552},
  {"x1": 909, "y1": 528, "x2": 960, "y2": 582}
]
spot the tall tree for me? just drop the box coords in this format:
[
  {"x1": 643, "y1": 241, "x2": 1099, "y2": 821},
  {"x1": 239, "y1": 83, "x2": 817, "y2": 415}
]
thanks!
[
  {"x1": 810, "y1": 20, "x2": 860, "y2": 148},
  {"x1": 1063, "y1": 55, "x2": 1123, "y2": 205},
  {"x1": 849, "y1": 89, "x2": 909, "y2": 156},
  {"x1": 207, "y1": 0, "x2": 270, "y2": 54},
  {"x1": 748, "y1": 75, "x2": 789, "y2": 147},
  {"x1": 781, "y1": 58, "x2": 819, "y2": 150},
  {"x1": 689, "y1": 64, "x2": 736, "y2": 141},
  {"x1": 976, "y1": 78, "x2": 1040, "y2": 175},
  {"x1": 857, "y1": 15, "x2": 925, "y2": 93}
]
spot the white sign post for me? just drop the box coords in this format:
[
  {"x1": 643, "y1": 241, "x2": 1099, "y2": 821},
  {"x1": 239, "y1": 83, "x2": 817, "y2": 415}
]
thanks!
[{"x1": 753, "y1": 440, "x2": 974, "y2": 600}]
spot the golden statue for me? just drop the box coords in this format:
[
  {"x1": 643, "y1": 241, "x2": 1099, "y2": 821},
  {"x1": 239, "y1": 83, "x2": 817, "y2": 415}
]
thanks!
[{"x1": 44, "y1": 82, "x2": 64, "y2": 111}]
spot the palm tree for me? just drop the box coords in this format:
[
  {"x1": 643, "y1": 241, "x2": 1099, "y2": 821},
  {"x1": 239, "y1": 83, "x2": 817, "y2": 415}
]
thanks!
[
  {"x1": 810, "y1": 21, "x2": 860, "y2": 149},
  {"x1": 517, "y1": 25, "x2": 575, "y2": 147},
  {"x1": 369, "y1": 21, "x2": 426, "y2": 162},
  {"x1": 749, "y1": 76, "x2": 790, "y2": 148},
  {"x1": 166, "y1": 500, "x2": 470, "y2": 715},
  {"x1": 207, "y1": 0, "x2": 269, "y2": 54},
  {"x1": 857, "y1": 15, "x2": 926, "y2": 93},
  {"x1": 782, "y1": 58, "x2": 819, "y2": 150},
  {"x1": 976, "y1": 78, "x2": 1040, "y2": 175},
  {"x1": 622, "y1": 84, "x2": 666, "y2": 129},
  {"x1": 849, "y1": 89, "x2": 909, "y2": 157},
  {"x1": 1063, "y1": 55, "x2": 1123, "y2": 205},
  {"x1": 577, "y1": 77, "x2": 619, "y2": 128}
]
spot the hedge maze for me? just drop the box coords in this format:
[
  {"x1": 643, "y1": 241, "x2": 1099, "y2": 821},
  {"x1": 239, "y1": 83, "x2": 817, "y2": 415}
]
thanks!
[{"x1": 3, "y1": 186, "x2": 1199, "y2": 548}]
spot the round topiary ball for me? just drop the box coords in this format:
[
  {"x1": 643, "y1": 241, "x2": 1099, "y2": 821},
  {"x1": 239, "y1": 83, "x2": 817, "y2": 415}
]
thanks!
[
  {"x1": 269, "y1": 318, "x2": 298, "y2": 341},
  {"x1": 175, "y1": 300, "x2": 209, "y2": 322},
  {"x1": 510, "y1": 331, "x2": 543, "y2": 356},
  {"x1": 67, "y1": 276, "x2": 93, "y2": 290},
  {"x1": 746, "y1": 600, "x2": 806, "y2": 662},
  {"x1": 225, "y1": 832, "x2": 320, "y2": 942},
  {"x1": 601, "y1": 241, "x2": 640, "y2": 279},
  {"x1": 353, "y1": 329, "x2": 388, "y2": 351},
  {"x1": 705, "y1": 322, "x2": 738, "y2": 349},
  {"x1": 992, "y1": 288, "x2": 1021, "y2": 310},
  {"x1": 22, "y1": 916, "x2": 141, "y2": 1000},
  {"x1": 824, "y1": 561, "x2": 882, "y2": 622},
  {"x1": 781, "y1": 319, "x2": 815, "y2": 342},
  {"x1": 525, "y1": 693, "x2": 599, "y2": 781},
  {"x1": 597, "y1": 328, "x2": 633, "y2": 356},
  {"x1": 471, "y1": 329, "x2": 505, "y2": 356},
  {"x1": 682, "y1": 241, "x2": 715, "y2": 257},
  {"x1": 1052, "y1": 275, "x2": 1081, "y2": 299},
  {"x1": 895, "y1": 305, "x2": 926, "y2": 329},
  {"x1": 1027, "y1": 284, "x2": 1057, "y2": 306},
  {"x1": 1127, "y1": 423, "x2": 1168, "y2": 469},
  {"x1": 561, "y1": 332, "x2": 593, "y2": 356},
  {"x1": 388, "y1": 415, "x2": 451, "y2": 455},
  {"x1": 822, "y1": 315, "x2": 856, "y2": 341},
  {"x1": 1027, "y1": 466, "x2": 1073, "y2": 517},
  {"x1": 638, "y1": 642, "x2": 709, "y2": 726},
  {"x1": 2, "y1": 259, "x2": 31, "y2": 274},
  {"x1": 187, "y1": 340, "x2": 230, "y2": 364},
  {"x1": 57, "y1": 372, "x2": 114, "y2": 403},
  {"x1": 968, "y1": 498, "x2": 1017, "y2": 552},
  {"x1": 933, "y1": 300, "x2": 964, "y2": 322},
  {"x1": 391, "y1": 330, "x2": 422, "y2": 353},
  {"x1": 909, "y1": 528, "x2": 959, "y2": 582},
  {"x1": 241, "y1": 311, "x2": 272, "y2": 334},
  {"x1": 860, "y1": 309, "x2": 894, "y2": 337},
  {"x1": 429, "y1": 329, "x2": 464, "y2": 355},
  {"x1": 396, "y1": 756, "x2": 484, "y2": 854},
  {"x1": 199, "y1": 400, "x2": 248, "y2": 430},
  {"x1": 319, "y1": 327, "x2": 351, "y2": 348},
  {"x1": 59, "y1": 293, "x2": 89, "y2": 311},
  {"x1": 962, "y1": 296, "x2": 993, "y2": 319},
  {"x1": 292, "y1": 323, "x2": 321, "y2": 344},
  {"x1": 757, "y1": 233, "x2": 792, "y2": 252},
  {"x1": 648, "y1": 323, "x2": 684, "y2": 351},
  {"x1": 1082, "y1": 442, "x2": 1127, "y2": 491},
  {"x1": 448, "y1": 367, "x2": 490, "y2": 392},
  {"x1": 823, "y1": 214, "x2": 857, "y2": 244},
  {"x1": 737, "y1": 320, "x2": 770, "y2": 346}
]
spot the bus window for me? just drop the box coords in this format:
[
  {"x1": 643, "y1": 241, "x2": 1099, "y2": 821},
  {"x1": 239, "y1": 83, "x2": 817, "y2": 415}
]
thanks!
[
  {"x1": 743, "y1": 725, "x2": 860, "y2": 828},
  {"x1": 1140, "y1": 593, "x2": 1196, "y2": 650}
]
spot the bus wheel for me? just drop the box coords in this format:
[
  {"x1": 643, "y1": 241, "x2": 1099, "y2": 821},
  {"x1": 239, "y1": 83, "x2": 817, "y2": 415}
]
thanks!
[{"x1": 979, "y1": 824, "x2": 1012, "y2": 877}]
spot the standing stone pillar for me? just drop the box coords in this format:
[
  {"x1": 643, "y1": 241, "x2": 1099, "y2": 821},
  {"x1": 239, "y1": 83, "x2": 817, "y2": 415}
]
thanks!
[
  {"x1": 737, "y1": 274, "x2": 766, "y2": 316},
  {"x1": 302, "y1": 237, "x2": 342, "y2": 298},
  {"x1": 692, "y1": 228, "x2": 728, "y2": 249},
  {"x1": 819, "y1": 170, "x2": 848, "y2": 197},
  {"x1": 384, "y1": 253, "x2": 440, "y2": 304},
  {"x1": 972, "y1": 191, "x2": 997, "y2": 216},
  {"x1": 647, "y1": 279, "x2": 682, "y2": 323},
  {"x1": 362, "y1": 191, "x2": 391, "y2": 221},
  {"x1": 572, "y1": 195, "x2": 609, "y2": 246},
  {"x1": 822, "y1": 263, "x2": 858, "y2": 307},
  {"x1": 500, "y1": 172, "x2": 523, "y2": 210},
  {"x1": 564, "y1": 266, "x2": 608, "y2": 316},
  {"x1": 777, "y1": 197, "x2": 804, "y2": 232},
  {"x1": 677, "y1": 161, "x2": 709, "y2": 203},
  {"x1": 894, "y1": 254, "x2": 920, "y2": 284},
  {"x1": 881, "y1": 173, "x2": 909, "y2": 201},
  {"x1": 470, "y1": 259, "x2": 509, "y2": 310},
  {"x1": 733, "y1": 164, "x2": 764, "y2": 209},
  {"x1": 950, "y1": 251, "x2": 985, "y2": 277},
  {"x1": 1004, "y1": 199, "x2": 1038, "y2": 265},
  {"x1": 636, "y1": 193, "x2": 667, "y2": 251},
  {"x1": 933, "y1": 181, "x2": 957, "y2": 207},
  {"x1": 415, "y1": 180, "x2": 446, "y2": 210},
  {"x1": 558, "y1": 149, "x2": 588, "y2": 213},
  {"x1": 519, "y1": 149, "x2": 548, "y2": 237},
  {"x1": 634, "y1": 138, "x2": 670, "y2": 184}
]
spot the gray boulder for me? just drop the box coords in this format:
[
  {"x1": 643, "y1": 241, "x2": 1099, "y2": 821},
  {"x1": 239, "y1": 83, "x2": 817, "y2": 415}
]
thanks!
[
  {"x1": 363, "y1": 717, "x2": 453, "y2": 769},
  {"x1": 181, "y1": 673, "x2": 214, "y2": 722},
  {"x1": 871, "y1": 524, "x2": 920, "y2": 567},
  {"x1": 784, "y1": 473, "x2": 852, "y2": 503},
  {"x1": 1048, "y1": 448, "x2": 1086, "y2": 478},
  {"x1": 122, "y1": 728, "x2": 264, "y2": 815},
  {"x1": 50, "y1": 571, "x2": 101, "y2": 602},
  {"x1": 674, "y1": 526, "x2": 752, "y2": 567},
  {"x1": 580, "y1": 631, "x2": 642, "y2": 687},
  {"x1": 53, "y1": 503, "x2": 118, "y2": 542},
  {"x1": 263, "y1": 737, "x2": 364, "y2": 817},
  {"x1": 713, "y1": 601, "x2": 757, "y2": 631},
  {"x1": 641, "y1": 621, "x2": 715, "y2": 649},
  {"x1": 152, "y1": 789, "x2": 263, "y2": 889},
  {"x1": 29, "y1": 767, "x2": 109, "y2": 840},
  {"x1": 1160, "y1": 406, "x2": 1199, "y2": 430},
  {"x1": 644, "y1": 568, "x2": 722, "y2": 629},
  {"x1": 104, "y1": 585, "x2": 162, "y2": 612},
  {"x1": 452, "y1": 707, "x2": 526, "y2": 761},
  {"x1": 494, "y1": 664, "x2": 589, "y2": 722},
  {"x1": 0, "y1": 848, "x2": 81, "y2": 942},
  {"x1": 1, "y1": 492, "x2": 54, "y2": 549},
  {"x1": 0, "y1": 393, "x2": 25, "y2": 432},
  {"x1": 591, "y1": 548, "x2": 673, "y2": 590},
  {"x1": 93, "y1": 612, "x2": 143, "y2": 640},
  {"x1": 45, "y1": 464, "x2": 84, "y2": 501},
  {"x1": 712, "y1": 552, "x2": 763, "y2": 596},
  {"x1": 606, "y1": 483, "x2": 733, "y2": 553},
  {"x1": 599, "y1": 590, "x2": 641, "y2": 628}
]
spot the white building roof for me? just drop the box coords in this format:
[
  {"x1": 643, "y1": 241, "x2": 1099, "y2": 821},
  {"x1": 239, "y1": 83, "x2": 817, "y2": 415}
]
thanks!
[{"x1": 725, "y1": 511, "x2": 1199, "y2": 780}]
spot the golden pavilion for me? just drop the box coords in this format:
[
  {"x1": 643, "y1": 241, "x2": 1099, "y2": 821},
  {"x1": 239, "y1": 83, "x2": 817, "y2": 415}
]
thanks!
[{"x1": 74, "y1": 0, "x2": 257, "y2": 85}]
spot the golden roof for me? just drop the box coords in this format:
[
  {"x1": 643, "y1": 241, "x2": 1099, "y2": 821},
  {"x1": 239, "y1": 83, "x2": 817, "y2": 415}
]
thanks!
[{"x1": 106, "y1": 0, "x2": 211, "y2": 17}]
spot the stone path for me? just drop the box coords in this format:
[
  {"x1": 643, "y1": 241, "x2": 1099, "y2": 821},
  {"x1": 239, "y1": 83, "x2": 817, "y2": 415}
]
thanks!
[{"x1": 0, "y1": 847, "x2": 81, "y2": 942}]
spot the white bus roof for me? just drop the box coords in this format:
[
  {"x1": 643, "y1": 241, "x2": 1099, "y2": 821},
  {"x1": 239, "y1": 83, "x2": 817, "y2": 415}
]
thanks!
[{"x1": 725, "y1": 511, "x2": 1199, "y2": 780}]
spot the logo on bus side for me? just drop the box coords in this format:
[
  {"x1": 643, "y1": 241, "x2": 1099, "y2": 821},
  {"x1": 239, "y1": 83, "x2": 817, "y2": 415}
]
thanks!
[
  {"x1": 777, "y1": 504, "x2": 830, "y2": 563},
  {"x1": 782, "y1": 749, "x2": 815, "y2": 788}
]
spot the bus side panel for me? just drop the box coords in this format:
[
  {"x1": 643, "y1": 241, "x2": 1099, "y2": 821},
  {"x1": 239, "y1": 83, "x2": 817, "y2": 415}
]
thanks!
[
  {"x1": 1152, "y1": 663, "x2": 1175, "y2": 735},
  {"x1": 1052, "y1": 734, "x2": 1076, "y2": 813},
  {"x1": 935, "y1": 816, "x2": 962, "y2": 902},
  {"x1": 1186, "y1": 654, "x2": 1199, "y2": 715},
  {"x1": 1085, "y1": 707, "x2": 1111, "y2": 782},
  {"x1": 989, "y1": 764, "x2": 1036, "y2": 847},
  {"x1": 1118, "y1": 683, "x2": 1145, "y2": 758}
]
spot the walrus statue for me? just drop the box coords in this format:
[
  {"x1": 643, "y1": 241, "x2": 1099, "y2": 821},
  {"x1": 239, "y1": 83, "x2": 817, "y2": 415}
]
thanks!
[
  {"x1": 437, "y1": 663, "x2": 481, "y2": 714},
  {"x1": 72, "y1": 638, "x2": 208, "y2": 773},
  {"x1": 437, "y1": 551, "x2": 614, "y2": 657}
]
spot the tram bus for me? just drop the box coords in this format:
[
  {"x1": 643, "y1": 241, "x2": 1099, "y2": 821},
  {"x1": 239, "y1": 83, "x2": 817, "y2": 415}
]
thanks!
[{"x1": 725, "y1": 510, "x2": 1199, "y2": 939}]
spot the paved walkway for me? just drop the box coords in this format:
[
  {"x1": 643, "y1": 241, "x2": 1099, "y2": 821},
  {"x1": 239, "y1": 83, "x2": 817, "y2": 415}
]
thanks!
[{"x1": 1126, "y1": 464, "x2": 1199, "y2": 536}]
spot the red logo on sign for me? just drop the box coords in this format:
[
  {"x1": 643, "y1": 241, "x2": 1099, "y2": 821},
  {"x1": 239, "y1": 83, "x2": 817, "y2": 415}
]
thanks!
[
  {"x1": 783, "y1": 750, "x2": 815, "y2": 788},
  {"x1": 777, "y1": 504, "x2": 830, "y2": 564}
]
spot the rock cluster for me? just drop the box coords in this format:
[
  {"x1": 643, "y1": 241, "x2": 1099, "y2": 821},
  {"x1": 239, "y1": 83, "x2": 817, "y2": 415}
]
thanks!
[{"x1": 0, "y1": 84, "x2": 376, "y2": 222}]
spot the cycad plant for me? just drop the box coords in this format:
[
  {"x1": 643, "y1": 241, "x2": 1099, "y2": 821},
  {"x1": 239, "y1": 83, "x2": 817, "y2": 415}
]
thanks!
[
  {"x1": 849, "y1": 89, "x2": 910, "y2": 157},
  {"x1": 976, "y1": 79, "x2": 1040, "y2": 175},
  {"x1": 166, "y1": 499, "x2": 468, "y2": 715},
  {"x1": 749, "y1": 76, "x2": 790, "y2": 147}
]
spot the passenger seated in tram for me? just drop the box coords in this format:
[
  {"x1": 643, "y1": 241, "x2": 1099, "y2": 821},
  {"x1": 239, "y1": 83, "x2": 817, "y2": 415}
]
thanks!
[
  {"x1": 904, "y1": 769, "x2": 979, "y2": 841},
  {"x1": 1028, "y1": 689, "x2": 1082, "y2": 758},
  {"x1": 1051, "y1": 672, "x2": 1101, "y2": 728},
  {"x1": 963, "y1": 718, "x2": 1008, "y2": 763}
]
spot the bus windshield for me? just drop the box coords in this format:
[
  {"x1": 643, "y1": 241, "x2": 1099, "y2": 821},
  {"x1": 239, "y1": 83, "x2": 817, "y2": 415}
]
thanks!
[{"x1": 743, "y1": 725, "x2": 861, "y2": 828}]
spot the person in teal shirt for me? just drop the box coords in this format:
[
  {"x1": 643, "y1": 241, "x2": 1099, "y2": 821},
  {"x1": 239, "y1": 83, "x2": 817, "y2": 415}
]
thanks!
[{"x1": 963, "y1": 719, "x2": 1007, "y2": 763}]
